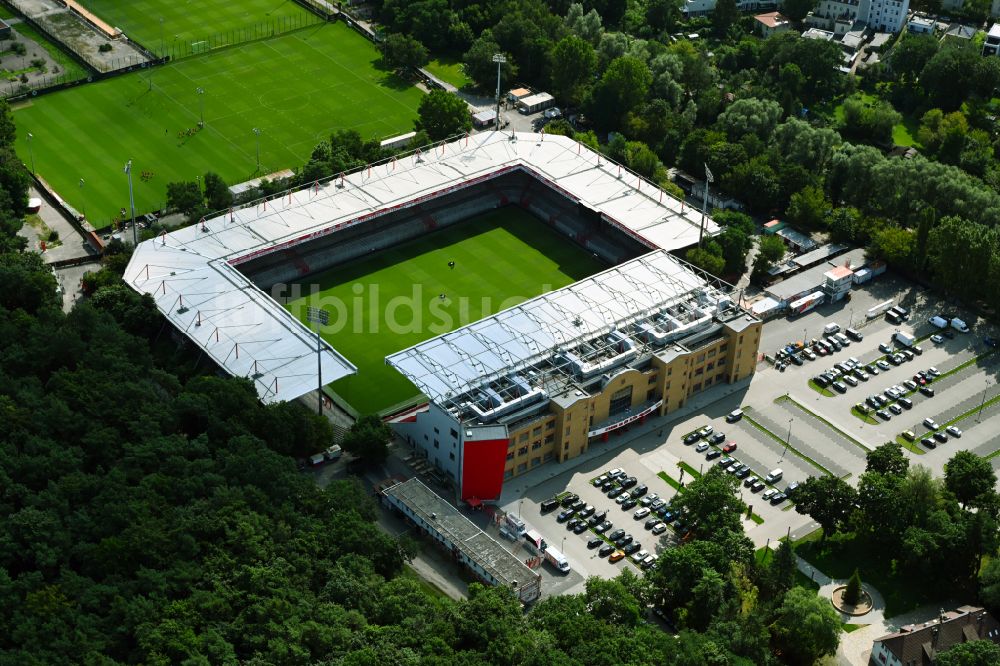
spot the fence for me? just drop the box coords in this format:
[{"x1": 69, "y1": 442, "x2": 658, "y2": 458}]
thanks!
[{"x1": 162, "y1": 13, "x2": 325, "y2": 60}]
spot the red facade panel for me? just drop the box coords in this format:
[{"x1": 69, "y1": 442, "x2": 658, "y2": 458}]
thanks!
[{"x1": 461, "y1": 438, "x2": 508, "y2": 501}]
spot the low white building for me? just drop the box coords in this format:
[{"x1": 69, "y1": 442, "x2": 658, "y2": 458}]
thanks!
[{"x1": 986, "y1": 23, "x2": 1000, "y2": 55}]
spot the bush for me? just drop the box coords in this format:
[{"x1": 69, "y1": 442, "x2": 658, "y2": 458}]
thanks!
[
  {"x1": 843, "y1": 568, "x2": 862, "y2": 605},
  {"x1": 98, "y1": 43, "x2": 112, "y2": 53},
  {"x1": 47, "y1": 229, "x2": 59, "y2": 242},
  {"x1": 12, "y1": 42, "x2": 26, "y2": 56}
]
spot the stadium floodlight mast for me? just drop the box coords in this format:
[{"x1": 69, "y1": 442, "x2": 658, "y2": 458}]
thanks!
[
  {"x1": 26, "y1": 132, "x2": 34, "y2": 175},
  {"x1": 699, "y1": 162, "x2": 713, "y2": 247},
  {"x1": 253, "y1": 127, "x2": 262, "y2": 173},
  {"x1": 79, "y1": 178, "x2": 85, "y2": 219},
  {"x1": 124, "y1": 160, "x2": 138, "y2": 246},
  {"x1": 306, "y1": 306, "x2": 329, "y2": 416},
  {"x1": 196, "y1": 87, "x2": 205, "y2": 125},
  {"x1": 492, "y1": 53, "x2": 505, "y2": 132}
]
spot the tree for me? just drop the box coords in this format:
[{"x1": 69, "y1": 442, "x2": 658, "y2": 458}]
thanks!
[
  {"x1": 646, "y1": 0, "x2": 681, "y2": 33},
  {"x1": 786, "y1": 185, "x2": 830, "y2": 230},
  {"x1": 463, "y1": 35, "x2": 515, "y2": 89},
  {"x1": 717, "y1": 97, "x2": 783, "y2": 141},
  {"x1": 867, "y1": 442, "x2": 910, "y2": 476},
  {"x1": 868, "y1": 225, "x2": 915, "y2": 268},
  {"x1": 945, "y1": 450, "x2": 998, "y2": 509},
  {"x1": 588, "y1": 56, "x2": 652, "y2": 129},
  {"x1": 415, "y1": 90, "x2": 472, "y2": 140},
  {"x1": 669, "y1": 468, "x2": 745, "y2": 540},
  {"x1": 766, "y1": 539, "x2": 797, "y2": 599},
  {"x1": 341, "y1": 414, "x2": 392, "y2": 466},
  {"x1": 758, "y1": 234, "x2": 786, "y2": 263},
  {"x1": 165, "y1": 180, "x2": 204, "y2": 219},
  {"x1": 793, "y1": 475, "x2": 857, "y2": 538},
  {"x1": 935, "y1": 639, "x2": 1000, "y2": 666},
  {"x1": 782, "y1": 0, "x2": 817, "y2": 21},
  {"x1": 382, "y1": 33, "x2": 429, "y2": 70},
  {"x1": 772, "y1": 119, "x2": 841, "y2": 170},
  {"x1": 549, "y1": 35, "x2": 597, "y2": 106},
  {"x1": 711, "y1": 0, "x2": 738, "y2": 36},
  {"x1": 843, "y1": 568, "x2": 862, "y2": 605},
  {"x1": 769, "y1": 587, "x2": 841, "y2": 665},
  {"x1": 979, "y1": 557, "x2": 1000, "y2": 614},
  {"x1": 686, "y1": 245, "x2": 726, "y2": 277},
  {"x1": 202, "y1": 171, "x2": 232, "y2": 212},
  {"x1": 889, "y1": 34, "x2": 938, "y2": 81}
]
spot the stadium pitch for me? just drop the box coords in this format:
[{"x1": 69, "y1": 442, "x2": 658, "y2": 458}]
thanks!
[
  {"x1": 12, "y1": 21, "x2": 421, "y2": 225},
  {"x1": 282, "y1": 208, "x2": 606, "y2": 415},
  {"x1": 82, "y1": 0, "x2": 310, "y2": 52}
]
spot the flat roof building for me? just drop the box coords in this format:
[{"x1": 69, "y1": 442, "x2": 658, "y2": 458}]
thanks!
[
  {"x1": 382, "y1": 478, "x2": 541, "y2": 603},
  {"x1": 388, "y1": 250, "x2": 761, "y2": 502}
]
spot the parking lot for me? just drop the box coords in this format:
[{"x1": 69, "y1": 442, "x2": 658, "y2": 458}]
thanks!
[{"x1": 498, "y1": 271, "x2": 1000, "y2": 590}]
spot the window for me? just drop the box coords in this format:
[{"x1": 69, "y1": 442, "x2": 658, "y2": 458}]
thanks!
[
  {"x1": 507, "y1": 452, "x2": 514, "y2": 461},
  {"x1": 667, "y1": 367, "x2": 672, "y2": 376},
  {"x1": 696, "y1": 353, "x2": 706, "y2": 363},
  {"x1": 695, "y1": 367, "x2": 703, "y2": 376},
  {"x1": 718, "y1": 358, "x2": 726, "y2": 366},
  {"x1": 434, "y1": 427, "x2": 439, "y2": 434},
  {"x1": 517, "y1": 463, "x2": 527, "y2": 473},
  {"x1": 504, "y1": 469, "x2": 514, "y2": 479},
  {"x1": 543, "y1": 451, "x2": 554, "y2": 462},
  {"x1": 739, "y1": 335, "x2": 744, "y2": 344},
  {"x1": 532, "y1": 426, "x2": 542, "y2": 437},
  {"x1": 648, "y1": 374, "x2": 657, "y2": 384},
  {"x1": 693, "y1": 382, "x2": 702, "y2": 392},
  {"x1": 508, "y1": 439, "x2": 515, "y2": 449},
  {"x1": 564, "y1": 442, "x2": 570, "y2": 451},
  {"x1": 720, "y1": 344, "x2": 728, "y2": 353},
  {"x1": 647, "y1": 388, "x2": 657, "y2": 401},
  {"x1": 519, "y1": 432, "x2": 529, "y2": 442},
  {"x1": 717, "y1": 373, "x2": 725, "y2": 382},
  {"x1": 704, "y1": 377, "x2": 713, "y2": 387},
  {"x1": 544, "y1": 434, "x2": 554, "y2": 444},
  {"x1": 449, "y1": 452, "x2": 455, "y2": 460},
  {"x1": 518, "y1": 446, "x2": 528, "y2": 456},
  {"x1": 531, "y1": 456, "x2": 540, "y2": 467},
  {"x1": 609, "y1": 386, "x2": 633, "y2": 416},
  {"x1": 450, "y1": 428, "x2": 458, "y2": 439},
  {"x1": 434, "y1": 439, "x2": 439, "y2": 449},
  {"x1": 707, "y1": 362, "x2": 715, "y2": 371},
  {"x1": 565, "y1": 426, "x2": 571, "y2": 435},
  {"x1": 707, "y1": 348, "x2": 716, "y2": 357},
  {"x1": 532, "y1": 441, "x2": 542, "y2": 450},
  {"x1": 546, "y1": 421, "x2": 555, "y2": 430}
]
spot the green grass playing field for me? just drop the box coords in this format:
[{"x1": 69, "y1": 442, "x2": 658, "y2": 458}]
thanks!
[
  {"x1": 12, "y1": 21, "x2": 421, "y2": 225},
  {"x1": 283, "y1": 208, "x2": 606, "y2": 415},
  {"x1": 82, "y1": 0, "x2": 310, "y2": 54}
]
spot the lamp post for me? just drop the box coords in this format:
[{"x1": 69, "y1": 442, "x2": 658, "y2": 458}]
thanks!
[
  {"x1": 699, "y1": 163, "x2": 713, "y2": 247},
  {"x1": 26, "y1": 132, "x2": 34, "y2": 175},
  {"x1": 196, "y1": 87, "x2": 204, "y2": 125},
  {"x1": 492, "y1": 53, "x2": 506, "y2": 132},
  {"x1": 124, "y1": 160, "x2": 137, "y2": 246},
  {"x1": 978, "y1": 380, "x2": 992, "y2": 422},
  {"x1": 78, "y1": 178, "x2": 85, "y2": 219},
  {"x1": 253, "y1": 127, "x2": 262, "y2": 173},
  {"x1": 307, "y1": 306, "x2": 329, "y2": 417},
  {"x1": 780, "y1": 418, "x2": 793, "y2": 462}
]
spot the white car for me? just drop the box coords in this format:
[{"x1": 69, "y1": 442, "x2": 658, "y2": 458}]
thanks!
[
  {"x1": 651, "y1": 522, "x2": 668, "y2": 535},
  {"x1": 762, "y1": 488, "x2": 778, "y2": 500},
  {"x1": 633, "y1": 507, "x2": 651, "y2": 520},
  {"x1": 640, "y1": 493, "x2": 659, "y2": 506},
  {"x1": 695, "y1": 442, "x2": 709, "y2": 452},
  {"x1": 615, "y1": 493, "x2": 630, "y2": 504},
  {"x1": 631, "y1": 549, "x2": 649, "y2": 563},
  {"x1": 946, "y1": 426, "x2": 963, "y2": 437},
  {"x1": 931, "y1": 334, "x2": 944, "y2": 343},
  {"x1": 923, "y1": 418, "x2": 939, "y2": 431}
]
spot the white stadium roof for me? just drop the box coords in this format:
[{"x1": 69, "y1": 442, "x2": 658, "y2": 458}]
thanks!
[
  {"x1": 123, "y1": 131, "x2": 718, "y2": 404},
  {"x1": 386, "y1": 249, "x2": 726, "y2": 404}
]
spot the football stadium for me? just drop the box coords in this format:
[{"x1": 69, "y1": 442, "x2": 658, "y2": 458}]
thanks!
[{"x1": 123, "y1": 131, "x2": 761, "y2": 499}]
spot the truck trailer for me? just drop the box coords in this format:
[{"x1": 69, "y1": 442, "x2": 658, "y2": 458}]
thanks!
[{"x1": 543, "y1": 546, "x2": 571, "y2": 573}]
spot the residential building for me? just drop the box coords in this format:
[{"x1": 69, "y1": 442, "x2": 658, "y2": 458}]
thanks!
[
  {"x1": 755, "y1": 11, "x2": 792, "y2": 37},
  {"x1": 870, "y1": 606, "x2": 1000, "y2": 666},
  {"x1": 807, "y1": 0, "x2": 909, "y2": 33},
  {"x1": 908, "y1": 15, "x2": 935, "y2": 33},
  {"x1": 984, "y1": 23, "x2": 1000, "y2": 55},
  {"x1": 682, "y1": 0, "x2": 778, "y2": 17}
]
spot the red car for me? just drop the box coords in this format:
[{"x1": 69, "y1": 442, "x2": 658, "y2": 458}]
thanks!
[{"x1": 722, "y1": 441, "x2": 738, "y2": 453}]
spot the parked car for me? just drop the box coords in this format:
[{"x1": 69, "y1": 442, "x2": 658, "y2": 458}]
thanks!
[
  {"x1": 573, "y1": 521, "x2": 588, "y2": 534},
  {"x1": 698, "y1": 425, "x2": 714, "y2": 438},
  {"x1": 844, "y1": 375, "x2": 858, "y2": 387},
  {"x1": 599, "y1": 543, "x2": 616, "y2": 557},
  {"x1": 833, "y1": 381, "x2": 847, "y2": 393},
  {"x1": 718, "y1": 455, "x2": 734, "y2": 467},
  {"x1": 877, "y1": 360, "x2": 890, "y2": 371},
  {"x1": 608, "y1": 487, "x2": 624, "y2": 499},
  {"x1": 614, "y1": 533, "x2": 633, "y2": 547},
  {"x1": 934, "y1": 431, "x2": 948, "y2": 443},
  {"x1": 946, "y1": 425, "x2": 963, "y2": 438},
  {"x1": 608, "y1": 528, "x2": 625, "y2": 541},
  {"x1": 876, "y1": 410, "x2": 891, "y2": 421},
  {"x1": 622, "y1": 498, "x2": 638, "y2": 510},
  {"x1": 541, "y1": 498, "x2": 559, "y2": 513},
  {"x1": 651, "y1": 522, "x2": 667, "y2": 535},
  {"x1": 609, "y1": 550, "x2": 626, "y2": 563},
  {"x1": 593, "y1": 475, "x2": 608, "y2": 487},
  {"x1": 722, "y1": 441, "x2": 738, "y2": 453},
  {"x1": 561, "y1": 494, "x2": 579, "y2": 507},
  {"x1": 762, "y1": 488, "x2": 778, "y2": 500},
  {"x1": 709, "y1": 432, "x2": 726, "y2": 445},
  {"x1": 931, "y1": 334, "x2": 944, "y2": 344},
  {"x1": 623, "y1": 542, "x2": 642, "y2": 556},
  {"x1": 578, "y1": 505, "x2": 595, "y2": 518},
  {"x1": 751, "y1": 480, "x2": 766, "y2": 492},
  {"x1": 920, "y1": 386, "x2": 935, "y2": 397},
  {"x1": 923, "y1": 418, "x2": 939, "y2": 430},
  {"x1": 921, "y1": 437, "x2": 937, "y2": 449},
  {"x1": 640, "y1": 493, "x2": 659, "y2": 507},
  {"x1": 770, "y1": 493, "x2": 787, "y2": 505},
  {"x1": 879, "y1": 342, "x2": 893, "y2": 354},
  {"x1": 620, "y1": 476, "x2": 638, "y2": 489},
  {"x1": 633, "y1": 507, "x2": 651, "y2": 520},
  {"x1": 587, "y1": 536, "x2": 603, "y2": 549},
  {"x1": 683, "y1": 432, "x2": 700, "y2": 445},
  {"x1": 557, "y1": 510, "x2": 575, "y2": 523},
  {"x1": 744, "y1": 476, "x2": 759, "y2": 488},
  {"x1": 595, "y1": 520, "x2": 612, "y2": 533},
  {"x1": 889, "y1": 403, "x2": 902, "y2": 415},
  {"x1": 706, "y1": 449, "x2": 722, "y2": 460},
  {"x1": 735, "y1": 465, "x2": 752, "y2": 479},
  {"x1": 695, "y1": 442, "x2": 709, "y2": 452},
  {"x1": 902, "y1": 430, "x2": 916, "y2": 441}
]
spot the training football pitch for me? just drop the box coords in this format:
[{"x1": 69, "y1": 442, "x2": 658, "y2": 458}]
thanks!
[
  {"x1": 82, "y1": 0, "x2": 310, "y2": 52},
  {"x1": 12, "y1": 21, "x2": 421, "y2": 225},
  {"x1": 283, "y1": 208, "x2": 606, "y2": 415}
]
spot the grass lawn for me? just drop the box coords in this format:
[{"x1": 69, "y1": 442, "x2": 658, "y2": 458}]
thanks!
[
  {"x1": 754, "y1": 546, "x2": 820, "y2": 591},
  {"x1": 426, "y1": 57, "x2": 472, "y2": 90},
  {"x1": 794, "y1": 529, "x2": 937, "y2": 616},
  {"x1": 12, "y1": 21, "x2": 421, "y2": 225},
  {"x1": 829, "y1": 92, "x2": 922, "y2": 148},
  {"x1": 11, "y1": 23, "x2": 88, "y2": 82},
  {"x1": 83, "y1": 0, "x2": 311, "y2": 55},
  {"x1": 284, "y1": 208, "x2": 605, "y2": 414},
  {"x1": 0, "y1": 6, "x2": 14, "y2": 20}
]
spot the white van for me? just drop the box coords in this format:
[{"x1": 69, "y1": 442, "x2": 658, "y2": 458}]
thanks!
[
  {"x1": 823, "y1": 323, "x2": 841, "y2": 335},
  {"x1": 726, "y1": 409, "x2": 744, "y2": 422},
  {"x1": 765, "y1": 468, "x2": 784, "y2": 483},
  {"x1": 951, "y1": 318, "x2": 969, "y2": 333},
  {"x1": 929, "y1": 316, "x2": 949, "y2": 329}
]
